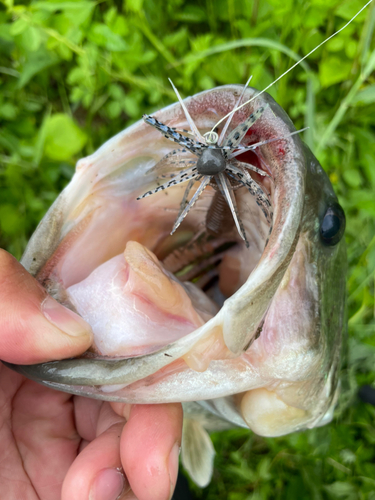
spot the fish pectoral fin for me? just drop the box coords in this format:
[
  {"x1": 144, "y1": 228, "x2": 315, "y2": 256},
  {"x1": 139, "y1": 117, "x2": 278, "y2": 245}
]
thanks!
[{"x1": 181, "y1": 418, "x2": 215, "y2": 488}]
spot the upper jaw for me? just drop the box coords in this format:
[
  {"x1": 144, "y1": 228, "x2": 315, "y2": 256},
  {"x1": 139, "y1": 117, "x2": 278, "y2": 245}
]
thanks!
[{"x1": 16, "y1": 85, "x2": 307, "y2": 393}]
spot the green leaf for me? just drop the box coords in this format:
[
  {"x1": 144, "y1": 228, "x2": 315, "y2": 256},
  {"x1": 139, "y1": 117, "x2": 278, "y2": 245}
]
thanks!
[
  {"x1": 88, "y1": 23, "x2": 128, "y2": 51},
  {"x1": 0, "y1": 103, "x2": 18, "y2": 120},
  {"x1": 343, "y1": 169, "x2": 362, "y2": 188},
  {"x1": 336, "y1": 0, "x2": 369, "y2": 21},
  {"x1": 205, "y1": 52, "x2": 244, "y2": 84},
  {"x1": 0, "y1": 204, "x2": 24, "y2": 235},
  {"x1": 106, "y1": 101, "x2": 122, "y2": 119},
  {"x1": 324, "y1": 481, "x2": 358, "y2": 499},
  {"x1": 31, "y1": 2, "x2": 95, "y2": 26},
  {"x1": 9, "y1": 18, "x2": 28, "y2": 36},
  {"x1": 125, "y1": 0, "x2": 144, "y2": 13},
  {"x1": 352, "y1": 84, "x2": 375, "y2": 105},
  {"x1": 123, "y1": 96, "x2": 140, "y2": 117},
  {"x1": 44, "y1": 114, "x2": 87, "y2": 161},
  {"x1": 21, "y1": 26, "x2": 43, "y2": 52},
  {"x1": 17, "y1": 50, "x2": 59, "y2": 88},
  {"x1": 173, "y1": 5, "x2": 206, "y2": 22},
  {"x1": 319, "y1": 56, "x2": 352, "y2": 87}
]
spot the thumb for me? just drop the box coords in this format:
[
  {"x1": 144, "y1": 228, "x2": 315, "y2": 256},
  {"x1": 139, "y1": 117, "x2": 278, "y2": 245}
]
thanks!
[{"x1": 0, "y1": 249, "x2": 93, "y2": 364}]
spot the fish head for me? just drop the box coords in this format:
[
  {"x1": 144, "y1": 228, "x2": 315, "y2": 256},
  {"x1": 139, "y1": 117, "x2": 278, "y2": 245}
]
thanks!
[{"x1": 10, "y1": 85, "x2": 346, "y2": 444}]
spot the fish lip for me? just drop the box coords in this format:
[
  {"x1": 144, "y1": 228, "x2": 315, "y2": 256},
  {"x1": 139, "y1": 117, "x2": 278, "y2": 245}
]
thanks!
[{"x1": 16, "y1": 85, "x2": 307, "y2": 388}]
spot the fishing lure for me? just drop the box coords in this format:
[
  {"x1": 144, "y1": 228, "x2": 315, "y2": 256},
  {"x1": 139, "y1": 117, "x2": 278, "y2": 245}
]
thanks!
[{"x1": 137, "y1": 79, "x2": 274, "y2": 247}]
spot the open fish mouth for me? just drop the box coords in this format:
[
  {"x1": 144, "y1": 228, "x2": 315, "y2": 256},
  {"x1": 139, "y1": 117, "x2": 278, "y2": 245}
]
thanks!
[{"x1": 9, "y1": 85, "x2": 346, "y2": 442}]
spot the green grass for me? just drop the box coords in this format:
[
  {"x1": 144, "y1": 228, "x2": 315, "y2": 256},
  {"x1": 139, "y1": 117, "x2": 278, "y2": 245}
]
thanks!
[{"x1": 1, "y1": 0, "x2": 375, "y2": 498}]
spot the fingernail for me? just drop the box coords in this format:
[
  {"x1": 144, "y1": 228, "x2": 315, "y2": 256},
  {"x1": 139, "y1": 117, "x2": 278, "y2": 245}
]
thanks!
[
  {"x1": 42, "y1": 296, "x2": 92, "y2": 338},
  {"x1": 89, "y1": 468, "x2": 127, "y2": 500},
  {"x1": 168, "y1": 443, "x2": 180, "y2": 500}
]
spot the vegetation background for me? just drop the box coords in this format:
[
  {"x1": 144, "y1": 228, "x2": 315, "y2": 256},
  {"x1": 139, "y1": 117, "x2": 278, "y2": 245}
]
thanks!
[{"x1": 0, "y1": 0, "x2": 375, "y2": 498}]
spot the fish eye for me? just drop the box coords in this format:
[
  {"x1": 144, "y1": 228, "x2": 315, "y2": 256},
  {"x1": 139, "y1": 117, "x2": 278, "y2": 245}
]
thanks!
[{"x1": 320, "y1": 202, "x2": 346, "y2": 246}]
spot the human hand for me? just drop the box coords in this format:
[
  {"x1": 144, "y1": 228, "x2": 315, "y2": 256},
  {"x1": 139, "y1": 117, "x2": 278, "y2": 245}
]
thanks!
[{"x1": 0, "y1": 249, "x2": 182, "y2": 500}]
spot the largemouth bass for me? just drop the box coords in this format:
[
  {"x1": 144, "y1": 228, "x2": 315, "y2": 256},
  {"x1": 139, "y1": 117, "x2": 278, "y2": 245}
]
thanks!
[{"x1": 7, "y1": 85, "x2": 346, "y2": 486}]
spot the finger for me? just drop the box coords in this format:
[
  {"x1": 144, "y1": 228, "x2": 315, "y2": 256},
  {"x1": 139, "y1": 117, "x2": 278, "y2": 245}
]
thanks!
[
  {"x1": 0, "y1": 249, "x2": 92, "y2": 364},
  {"x1": 74, "y1": 396, "x2": 104, "y2": 442},
  {"x1": 10, "y1": 379, "x2": 80, "y2": 500},
  {"x1": 62, "y1": 404, "x2": 129, "y2": 500},
  {"x1": 120, "y1": 404, "x2": 182, "y2": 500},
  {"x1": 111, "y1": 402, "x2": 132, "y2": 421},
  {"x1": 79, "y1": 439, "x2": 90, "y2": 453}
]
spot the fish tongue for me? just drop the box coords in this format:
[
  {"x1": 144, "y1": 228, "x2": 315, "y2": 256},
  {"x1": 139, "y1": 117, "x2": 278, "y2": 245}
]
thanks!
[{"x1": 67, "y1": 241, "x2": 206, "y2": 357}]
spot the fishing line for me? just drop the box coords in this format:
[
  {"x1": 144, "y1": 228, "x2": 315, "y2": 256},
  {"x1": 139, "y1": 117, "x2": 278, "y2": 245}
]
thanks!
[{"x1": 210, "y1": 0, "x2": 374, "y2": 134}]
